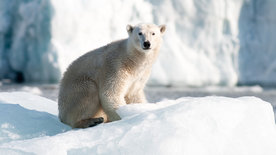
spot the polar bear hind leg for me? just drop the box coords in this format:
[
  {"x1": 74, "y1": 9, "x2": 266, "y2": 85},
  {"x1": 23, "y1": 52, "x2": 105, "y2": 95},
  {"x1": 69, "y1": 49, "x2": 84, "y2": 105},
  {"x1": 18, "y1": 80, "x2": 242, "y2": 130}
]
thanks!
[{"x1": 60, "y1": 80, "x2": 105, "y2": 128}]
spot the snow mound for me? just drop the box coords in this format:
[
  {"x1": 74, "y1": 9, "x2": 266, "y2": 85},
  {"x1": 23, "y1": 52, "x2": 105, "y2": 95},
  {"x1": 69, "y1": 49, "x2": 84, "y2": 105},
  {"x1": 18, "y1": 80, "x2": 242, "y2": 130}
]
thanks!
[
  {"x1": 0, "y1": 92, "x2": 70, "y2": 144},
  {"x1": 0, "y1": 92, "x2": 276, "y2": 155}
]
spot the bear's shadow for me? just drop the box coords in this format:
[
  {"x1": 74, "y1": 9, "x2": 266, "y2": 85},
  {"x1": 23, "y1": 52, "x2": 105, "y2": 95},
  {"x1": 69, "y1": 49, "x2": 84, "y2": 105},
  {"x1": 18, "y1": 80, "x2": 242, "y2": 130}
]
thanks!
[{"x1": 0, "y1": 101, "x2": 70, "y2": 144}]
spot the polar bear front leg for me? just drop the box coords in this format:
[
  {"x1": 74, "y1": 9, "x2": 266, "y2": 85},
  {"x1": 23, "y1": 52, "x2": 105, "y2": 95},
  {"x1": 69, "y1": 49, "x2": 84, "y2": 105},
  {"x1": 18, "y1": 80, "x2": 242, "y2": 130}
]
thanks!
[
  {"x1": 135, "y1": 90, "x2": 147, "y2": 103},
  {"x1": 99, "y1": 76, "x2": 129, "y2": 122},
  {"x1": 100, "y1": 94, "x2": 125, "y2": 122},
  {"x1": 125, "y1": 89, "x2": 147, "y2": 104}
]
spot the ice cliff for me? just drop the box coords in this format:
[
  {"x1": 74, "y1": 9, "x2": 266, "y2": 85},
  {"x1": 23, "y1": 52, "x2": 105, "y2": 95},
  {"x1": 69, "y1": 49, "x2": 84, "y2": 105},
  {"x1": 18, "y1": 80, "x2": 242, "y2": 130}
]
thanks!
[
  {"x1": 238, "y1": 1, "x2": 276, "y2": 86},
  {"x1": 1, "y1": 0, "x2": 276, "y2": 86},
  {"x1": 0, "y1": 0, "x2": 60, "y2": 83}
]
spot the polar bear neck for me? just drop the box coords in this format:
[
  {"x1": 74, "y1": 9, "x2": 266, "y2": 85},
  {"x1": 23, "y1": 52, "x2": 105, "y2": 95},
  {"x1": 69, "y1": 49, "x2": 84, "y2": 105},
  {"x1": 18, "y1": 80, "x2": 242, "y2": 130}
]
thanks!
[{"x1": 123, "y1": 39, "x2": 160, "y2": 72}]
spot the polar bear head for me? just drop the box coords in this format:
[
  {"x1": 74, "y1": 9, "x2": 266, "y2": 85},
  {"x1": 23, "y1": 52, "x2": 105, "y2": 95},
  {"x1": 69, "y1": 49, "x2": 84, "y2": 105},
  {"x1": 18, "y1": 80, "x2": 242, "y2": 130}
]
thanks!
[{"x1": 126, "y1": 23, "x2": 166, "y2": 53}]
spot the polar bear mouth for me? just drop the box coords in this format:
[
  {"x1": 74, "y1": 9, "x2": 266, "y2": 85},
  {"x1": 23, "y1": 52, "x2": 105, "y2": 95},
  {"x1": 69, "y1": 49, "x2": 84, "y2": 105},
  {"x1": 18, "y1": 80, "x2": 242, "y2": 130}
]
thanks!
[{"x1": 142, "y1": 47, "x2": 151, "y2": 50}]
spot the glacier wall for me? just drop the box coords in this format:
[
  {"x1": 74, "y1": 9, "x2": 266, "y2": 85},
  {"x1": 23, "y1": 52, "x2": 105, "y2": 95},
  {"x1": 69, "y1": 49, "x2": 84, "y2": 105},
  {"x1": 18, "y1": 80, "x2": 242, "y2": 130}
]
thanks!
[
  {"x1": 238, "y1": 0, "x2": 276, "y2": 86},
  {"x1": 0, "y1": 0, "x2": 60, "y2": 83},
  {"x1": 1, "y1": 0, "x2": 276, "y2": 86},
  {"x1": 51, "y1": 0, "x2": 241, "y2": 86}
]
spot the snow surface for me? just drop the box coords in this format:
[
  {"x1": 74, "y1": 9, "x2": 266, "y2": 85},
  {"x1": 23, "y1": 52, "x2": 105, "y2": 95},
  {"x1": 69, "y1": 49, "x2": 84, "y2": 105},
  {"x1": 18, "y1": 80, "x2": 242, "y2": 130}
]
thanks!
[
  {"x1": 1, "y1": 0, "x2": 276, "y2": 86},
  {"x1": 0, "y1": 92, "x2": 276, "y2": 155},
  {"x1": 0, "y1": 92, "x2": 69, "y2": 144}
]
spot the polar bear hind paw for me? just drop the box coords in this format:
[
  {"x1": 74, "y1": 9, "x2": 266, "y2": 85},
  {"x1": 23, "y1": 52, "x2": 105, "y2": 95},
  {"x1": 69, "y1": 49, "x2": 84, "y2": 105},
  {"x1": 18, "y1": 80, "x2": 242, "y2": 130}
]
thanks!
[
  {"x1": 88, "y1": 117, "x2": 104, "y2": 127},
  {"x1": 74, "y1": 117, "x2": 104, "y2": 128}
]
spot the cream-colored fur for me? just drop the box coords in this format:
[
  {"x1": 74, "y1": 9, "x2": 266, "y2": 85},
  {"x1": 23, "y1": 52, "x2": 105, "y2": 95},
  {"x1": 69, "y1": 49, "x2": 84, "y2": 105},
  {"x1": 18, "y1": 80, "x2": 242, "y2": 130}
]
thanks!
[{"x1": 58, "y1": 23, "x2": 166, "y2": 128}]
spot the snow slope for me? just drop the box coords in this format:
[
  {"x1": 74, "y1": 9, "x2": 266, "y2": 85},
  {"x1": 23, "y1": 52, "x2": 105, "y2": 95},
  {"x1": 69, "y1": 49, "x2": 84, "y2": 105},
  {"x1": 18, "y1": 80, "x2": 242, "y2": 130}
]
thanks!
[
  {"x1": 0, "y1": 92, "x2": 276, "y2": 155},
  {"x1": 0, "y1": 92, "x2": 70, "y2": 144}
]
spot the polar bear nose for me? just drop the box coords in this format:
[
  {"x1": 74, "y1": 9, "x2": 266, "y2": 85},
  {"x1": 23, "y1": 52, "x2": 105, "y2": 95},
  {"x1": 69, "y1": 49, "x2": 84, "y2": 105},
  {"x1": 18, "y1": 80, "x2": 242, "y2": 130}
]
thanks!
[{"x1": 143, "y1": 41, "x2": 151, "y2": 49}]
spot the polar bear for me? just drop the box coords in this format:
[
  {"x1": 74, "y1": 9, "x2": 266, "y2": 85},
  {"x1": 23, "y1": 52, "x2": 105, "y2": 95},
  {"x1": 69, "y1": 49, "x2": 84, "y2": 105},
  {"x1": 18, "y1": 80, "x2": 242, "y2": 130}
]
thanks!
[{"x1": 58, "y1": 23, "x2": 166, "y2": 128}]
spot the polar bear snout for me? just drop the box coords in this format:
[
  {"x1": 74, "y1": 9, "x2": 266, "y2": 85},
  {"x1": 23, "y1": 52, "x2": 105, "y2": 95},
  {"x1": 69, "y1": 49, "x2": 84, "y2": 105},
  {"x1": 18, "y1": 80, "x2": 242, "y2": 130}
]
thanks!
[{"x1": 143, "y1": 41, "x2": 151, "y2": 50}]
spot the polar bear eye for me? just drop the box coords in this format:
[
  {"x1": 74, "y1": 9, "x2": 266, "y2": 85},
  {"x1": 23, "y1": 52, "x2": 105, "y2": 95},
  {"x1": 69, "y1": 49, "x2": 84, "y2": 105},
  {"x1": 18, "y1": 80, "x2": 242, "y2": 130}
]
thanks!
[
  {"x1": 152, "y1": 33, "x2": 155, "y2": 35},
  {"x1": 138, "y1": 32, "x2": 142, "y2": 35}
]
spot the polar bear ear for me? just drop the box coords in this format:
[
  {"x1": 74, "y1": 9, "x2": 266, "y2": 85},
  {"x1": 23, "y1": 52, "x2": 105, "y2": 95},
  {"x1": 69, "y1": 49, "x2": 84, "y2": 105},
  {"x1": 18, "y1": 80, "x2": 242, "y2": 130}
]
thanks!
[
  {"x1": 126, "y1": 25, "x2": 134, "y2": 35},
  {"x1": 159, "y1": 25, "x2": 166, "y2": 35}
]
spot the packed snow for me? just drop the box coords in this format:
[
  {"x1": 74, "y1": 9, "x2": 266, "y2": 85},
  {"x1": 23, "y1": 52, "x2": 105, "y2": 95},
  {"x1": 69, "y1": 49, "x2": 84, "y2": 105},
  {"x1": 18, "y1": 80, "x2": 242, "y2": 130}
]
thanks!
[
  {"x1": 0, "y1": 92, "x2": 276, "y2": 155},
  {"x1": 0, "y1": 92, "x2": 70, "y2": 144},
  {"x1": 1, "y1": 0, "x2": 276, "y2": 86}
]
